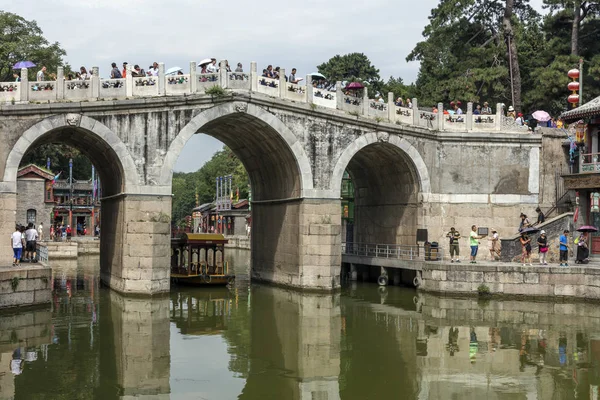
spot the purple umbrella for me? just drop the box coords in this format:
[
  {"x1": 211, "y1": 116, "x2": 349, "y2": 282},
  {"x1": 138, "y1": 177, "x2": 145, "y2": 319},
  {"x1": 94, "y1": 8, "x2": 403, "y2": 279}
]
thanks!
[
  {"x1": 531, "y1": 110, "x2": 551, "y2": 122},
  {"x1": 576, "y1": 225, "x2": 598, "y2": 233},
  {"x1": 12, "y1": 61, "x2": 36, "y2": 69},
  {"x1": 346, "y1": 82, "x2": 364, "y2": 90}
]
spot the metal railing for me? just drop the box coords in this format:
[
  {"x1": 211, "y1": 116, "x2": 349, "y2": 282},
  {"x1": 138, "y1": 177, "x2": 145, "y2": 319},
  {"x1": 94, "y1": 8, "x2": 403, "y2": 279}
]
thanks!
[
  {"x1": 36, "y1": 243, "x2": 48, "y2": 263},
  {"x1": 342, "y1": 242, "x2": 444, "y2": 261}
]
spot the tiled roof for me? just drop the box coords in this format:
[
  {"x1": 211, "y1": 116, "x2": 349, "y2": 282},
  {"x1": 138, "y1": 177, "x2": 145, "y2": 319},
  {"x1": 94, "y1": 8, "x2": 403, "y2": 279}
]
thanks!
[{"x1": 561, "y1": 96, "x2": 600, "y2": 121}]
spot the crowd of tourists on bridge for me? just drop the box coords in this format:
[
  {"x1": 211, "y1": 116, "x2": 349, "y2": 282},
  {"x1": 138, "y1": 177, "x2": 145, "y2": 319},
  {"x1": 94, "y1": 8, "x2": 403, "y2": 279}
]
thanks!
[{"x1": 15, "y1": 62, "x2": 566, "y2": 129}]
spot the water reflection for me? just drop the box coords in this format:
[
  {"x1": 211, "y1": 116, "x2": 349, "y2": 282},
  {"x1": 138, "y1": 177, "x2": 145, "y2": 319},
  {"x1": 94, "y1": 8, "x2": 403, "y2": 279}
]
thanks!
[{"x1": 3, "y1": 252, "x2": 600, "y2": 399}]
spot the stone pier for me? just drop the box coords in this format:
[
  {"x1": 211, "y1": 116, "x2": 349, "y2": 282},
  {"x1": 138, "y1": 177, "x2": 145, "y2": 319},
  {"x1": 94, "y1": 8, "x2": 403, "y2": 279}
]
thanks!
[
  {"x1": 100, "y1": 194, "x2": 171, "y2": 294},
  {"x1": 241, "y1": 285, "x2": 341, "y2": 399},
  {"x1": 109, "y1": 291, "x2": 170, "y2": 399},
  {"x1": 251, "y1": 198, "x2": 342, "y2": 291}
]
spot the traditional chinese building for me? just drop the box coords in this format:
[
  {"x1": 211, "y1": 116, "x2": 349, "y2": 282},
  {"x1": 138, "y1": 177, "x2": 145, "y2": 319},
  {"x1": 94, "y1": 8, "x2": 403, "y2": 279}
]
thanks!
[
  {"x1": 192, "y1": 200, "x2": 250, "y2": 236},
  {"x1": 16, "y1": 164, "x2": 55, "y2": 236},
  {"x1": 16, "y1": 164, "x2": 100, "y2": 237},
  {"x1": 561, "y1": 95, "x2": 600, "y2": 253}
]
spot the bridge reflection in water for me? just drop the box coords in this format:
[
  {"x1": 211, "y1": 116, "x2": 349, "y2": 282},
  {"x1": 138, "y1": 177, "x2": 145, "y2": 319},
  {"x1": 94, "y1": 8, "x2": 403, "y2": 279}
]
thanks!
[{"x1": 2, "y1": 254, "x2": 600, "y2": 399}]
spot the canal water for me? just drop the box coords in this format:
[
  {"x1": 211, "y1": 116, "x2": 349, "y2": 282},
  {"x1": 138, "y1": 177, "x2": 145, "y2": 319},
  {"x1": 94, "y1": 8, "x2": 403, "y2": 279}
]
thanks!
[{"x1": 2, "y1": 250, "x2": 600, "y2": 399}]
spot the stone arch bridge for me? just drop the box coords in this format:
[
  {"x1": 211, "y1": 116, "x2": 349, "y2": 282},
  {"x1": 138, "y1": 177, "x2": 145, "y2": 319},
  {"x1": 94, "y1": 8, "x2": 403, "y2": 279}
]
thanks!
[{"x1": 0, "y1": 63, "x2": 554, "y2": 294}]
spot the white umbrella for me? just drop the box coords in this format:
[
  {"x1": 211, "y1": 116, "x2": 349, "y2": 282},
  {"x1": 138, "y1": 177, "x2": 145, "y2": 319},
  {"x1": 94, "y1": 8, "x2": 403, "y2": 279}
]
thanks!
[
  {"x1": 198, "y1": 58, "x2": 213, "y2": 67},
  {"x1": 165, "y1": 66, "x2": 183, "y2": 76},
  {"x1": 309, "y1": 72, "x2": 326, "y2": 80}
]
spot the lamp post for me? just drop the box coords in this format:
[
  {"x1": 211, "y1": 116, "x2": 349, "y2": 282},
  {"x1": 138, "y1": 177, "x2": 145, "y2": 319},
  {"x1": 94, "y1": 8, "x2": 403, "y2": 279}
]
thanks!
[{"x1": 69, "y1": 158, "x2": 73, "y2": 231}]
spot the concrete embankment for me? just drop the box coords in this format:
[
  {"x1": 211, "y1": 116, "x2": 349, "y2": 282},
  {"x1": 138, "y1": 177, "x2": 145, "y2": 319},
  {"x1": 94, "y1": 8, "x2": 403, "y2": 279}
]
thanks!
[
  {"x1": 0, "y1": 265, "x2": 52, "y2": 309},
  {"x1": 224, "y1": 235, "x2": 250, "y2": 250},
  {"x1": 420, "y1": 261, "x2": 600, "y2": 301}
]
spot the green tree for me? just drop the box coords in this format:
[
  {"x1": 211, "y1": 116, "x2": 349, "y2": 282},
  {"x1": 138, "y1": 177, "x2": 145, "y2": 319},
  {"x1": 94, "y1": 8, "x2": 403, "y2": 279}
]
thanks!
[
  {"x1": 171, "y1": 147, "x2": 250, "y2": 227},
  {"x1": 0, "y1": 11, "x2": 68, "y2": 82},
  {"x1": 543, "y1": 0, "x2": 600, "y2": 55},
  {"x1": 407, "y1": 0, "x2": 539, "y2": 110},
  {"x1": 317, "y1": 53, "x2": 383, "y2": 96},
  {"x1": 20, "y1": 144, "x2": 93, "y2": 180}
]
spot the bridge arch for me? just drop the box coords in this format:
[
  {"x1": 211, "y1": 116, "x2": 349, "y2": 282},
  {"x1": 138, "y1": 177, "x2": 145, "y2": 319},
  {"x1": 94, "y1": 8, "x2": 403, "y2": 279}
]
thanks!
[
  {"x1": 3, "y1": 114, "x2": 140, "y2": 195},
  {"x1": 2, "y1": 114, "x2": 140, "y2": 289},
  {"x1": 330, "y1": 132, "x2": 430, "y2": 195},
  {"x1": 331, "y1": 132, "x2": 430, "y2": 246},
  {"x1": 163, "y1": 101, "x2": 318, "y2": 287},
  {"x1": 160, "y1": 102, "x2": 314, "y2": 199}
]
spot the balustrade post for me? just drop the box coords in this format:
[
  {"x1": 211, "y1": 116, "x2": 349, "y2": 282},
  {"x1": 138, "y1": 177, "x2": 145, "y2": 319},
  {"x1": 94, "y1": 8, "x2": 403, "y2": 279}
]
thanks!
[
  {"x1": 158, "y1": 62, "x2": 165, "y2": 96},
  {"x1": 336, "y1": 81, "x2": 342, "y2": 110},
  {"x1": 387, "y1": 92, "x2": 394, "y2": 122},
  {"x1": 306, "y1": 75, "x2": 313, "y2": 105},
  {"x1": 437, "y1": 102, "x2": 444, "y2": 130},
  {"x1": 279, "y1": 68, "x2": 286, "y2": 99},
  {"x1": 495, "y1": 103, "x2": 503, "y2": 131},
  {"x1": 362, "y1": 88, "x2": 369, "y2": 116},
  {"x1": 190, "y1": 61, "x2": 197, "y2": 93},
  {"x1": 466, "y1": 102, "x2": 473, "y2": 131},
  {"x1": 91, "y1": 67, "x2": 99, "y2": 99},
  {"x1": 412, "y1": 98, "x2": 419, "y2": 125},
  {"x1": 20, "y1": 68, "x2": 28, "y2": 102},
  {"x1": 124, "y1": 65, "x2": 133, "y2": 97},
  {"x1": 250, "y1": 62, "x2": 257, "y2": 92},
  {"x1": 57, "y1": 67, "x2": 65, "y2": 99},
  {"x1": 219, "y1": 60, "x2": 227, "y2": 89}
]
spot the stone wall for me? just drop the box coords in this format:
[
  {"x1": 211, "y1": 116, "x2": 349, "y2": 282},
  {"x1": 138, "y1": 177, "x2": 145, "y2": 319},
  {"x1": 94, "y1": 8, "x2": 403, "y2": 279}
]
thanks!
[
  {"x1": 100, "y1": 194, "x2": 171, "y2": 294},
  {"x1": 224, "y1": 235, "x2": 250, "y2": 250},
  {"x1": 0, "y1": 265, "x2": 51, "y2": 309},
  {"x1": 500, "y1": 212, "x2": 573, "y2": 262},
  {"x1": 16, "y1": 178, "x2": 52, "y2": 235},
  {"x1": 421, "y1": 262, "x2": 600, "y2": 300},
  {"x1": 45, "y1": 242, "x2": 78, "y2": 258}
]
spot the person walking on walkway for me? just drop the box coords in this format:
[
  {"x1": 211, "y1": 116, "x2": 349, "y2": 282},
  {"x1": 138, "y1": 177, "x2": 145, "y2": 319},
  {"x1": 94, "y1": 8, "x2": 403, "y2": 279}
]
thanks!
[
  {"x1": 446, "y1": 227, "x2": 461, "y2": 262},
  {"x1": 11, "y1": 225, "x2": 24, "y2": 267},
  {"x1": 489, "y1": 228, "x2": 501, "y2": 261},
  {"x1": 537, "y1": 230, "x2": 548, "y2": 265},
  {"x1": 469, "y1": 225, "x2": 485, "y2": 264},
  {"x1": 559, "y1": 229, "x2": 569, "y2": 267},
  {"x1": 520, "y1": 232, "x2": 532, "y2": 266}
]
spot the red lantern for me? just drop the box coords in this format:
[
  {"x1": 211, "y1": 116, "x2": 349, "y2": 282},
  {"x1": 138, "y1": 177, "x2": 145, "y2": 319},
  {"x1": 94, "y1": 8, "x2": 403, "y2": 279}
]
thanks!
[
  {"x1": 568, "y1": 81, "x2": 580, "y2": 91},
  {"x1": 568, "y1": 69, "x2": 580, "y2": 79},
  {"x1": 568, "y1": 94, "x2": 580, "y2": 103}
]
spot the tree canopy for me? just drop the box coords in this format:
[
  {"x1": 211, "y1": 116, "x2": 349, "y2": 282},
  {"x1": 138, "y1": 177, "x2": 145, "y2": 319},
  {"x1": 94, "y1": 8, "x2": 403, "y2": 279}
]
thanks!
[
  {"x1": 405, "y1": 0, "x2": 600, "y2": 115},
  {"x1": 317, "y1": 53, "x2": 384, "y2": 95},
  {"x1": 0, "y1": 11, "x2": 67, "y2": 81},
  {"x1": 172, "y1": 147, "x2": 249, "y2": 227}
]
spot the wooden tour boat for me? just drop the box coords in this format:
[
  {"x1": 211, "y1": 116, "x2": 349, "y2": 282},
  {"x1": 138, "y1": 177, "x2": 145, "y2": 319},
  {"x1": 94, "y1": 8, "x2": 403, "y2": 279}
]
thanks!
[{"x1": 170, "y1": 233, "x2": 235, "y2": 286}]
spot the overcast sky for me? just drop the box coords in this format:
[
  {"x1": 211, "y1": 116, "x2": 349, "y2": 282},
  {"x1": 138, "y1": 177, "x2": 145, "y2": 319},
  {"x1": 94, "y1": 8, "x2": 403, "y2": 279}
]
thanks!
[{"x1": 4, "y1": 0, "x2": 545, "y2": 172}]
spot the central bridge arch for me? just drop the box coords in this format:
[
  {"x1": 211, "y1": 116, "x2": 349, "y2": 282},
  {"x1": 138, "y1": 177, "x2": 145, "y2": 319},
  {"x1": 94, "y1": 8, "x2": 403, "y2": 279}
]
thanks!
[{"x1": 163, "y1": 102, "x2": 323, "y2": 288}]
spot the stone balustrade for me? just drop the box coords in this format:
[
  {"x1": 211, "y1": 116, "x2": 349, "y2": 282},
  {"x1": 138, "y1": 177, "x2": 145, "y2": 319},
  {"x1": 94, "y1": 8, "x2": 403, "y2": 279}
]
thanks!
[{"x1": 0, "y1": 60, "x2": 529, "y2": 133}]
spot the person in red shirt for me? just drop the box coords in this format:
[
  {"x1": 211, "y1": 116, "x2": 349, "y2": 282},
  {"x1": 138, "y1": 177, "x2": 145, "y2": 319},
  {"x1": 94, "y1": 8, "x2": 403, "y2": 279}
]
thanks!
[
  {"x1": 66, "y1": 225, "x2": 72, "y2": 242},
  {"x1": 122, "y1": 62, "x2": 128, "y2": 78}
]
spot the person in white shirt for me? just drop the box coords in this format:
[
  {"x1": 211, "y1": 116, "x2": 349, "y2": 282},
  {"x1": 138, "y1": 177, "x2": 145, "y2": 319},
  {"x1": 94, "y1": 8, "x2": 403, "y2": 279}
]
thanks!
[
  {"x1": 11, "y1": 226, "x2": 24, "y2": 266},
  {"x1": 25, "y1": 223, "x2": 39, "y2": 262},
  {"x1": 36, "y1": 66, "x2": 46, "y2": 81},
  {"x1": 207, "y1": 59, "x2": 218, "y2": 73}
]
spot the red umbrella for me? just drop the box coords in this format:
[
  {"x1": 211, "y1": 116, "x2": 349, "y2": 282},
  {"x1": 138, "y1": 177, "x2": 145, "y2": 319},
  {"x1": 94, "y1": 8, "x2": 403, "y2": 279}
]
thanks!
[
  {"x1": 576, "y1": 225, "x2": 598, "y2": 233},
  {"x1": 346, "y1": 82, "x2": 364, "y2": 90}
]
